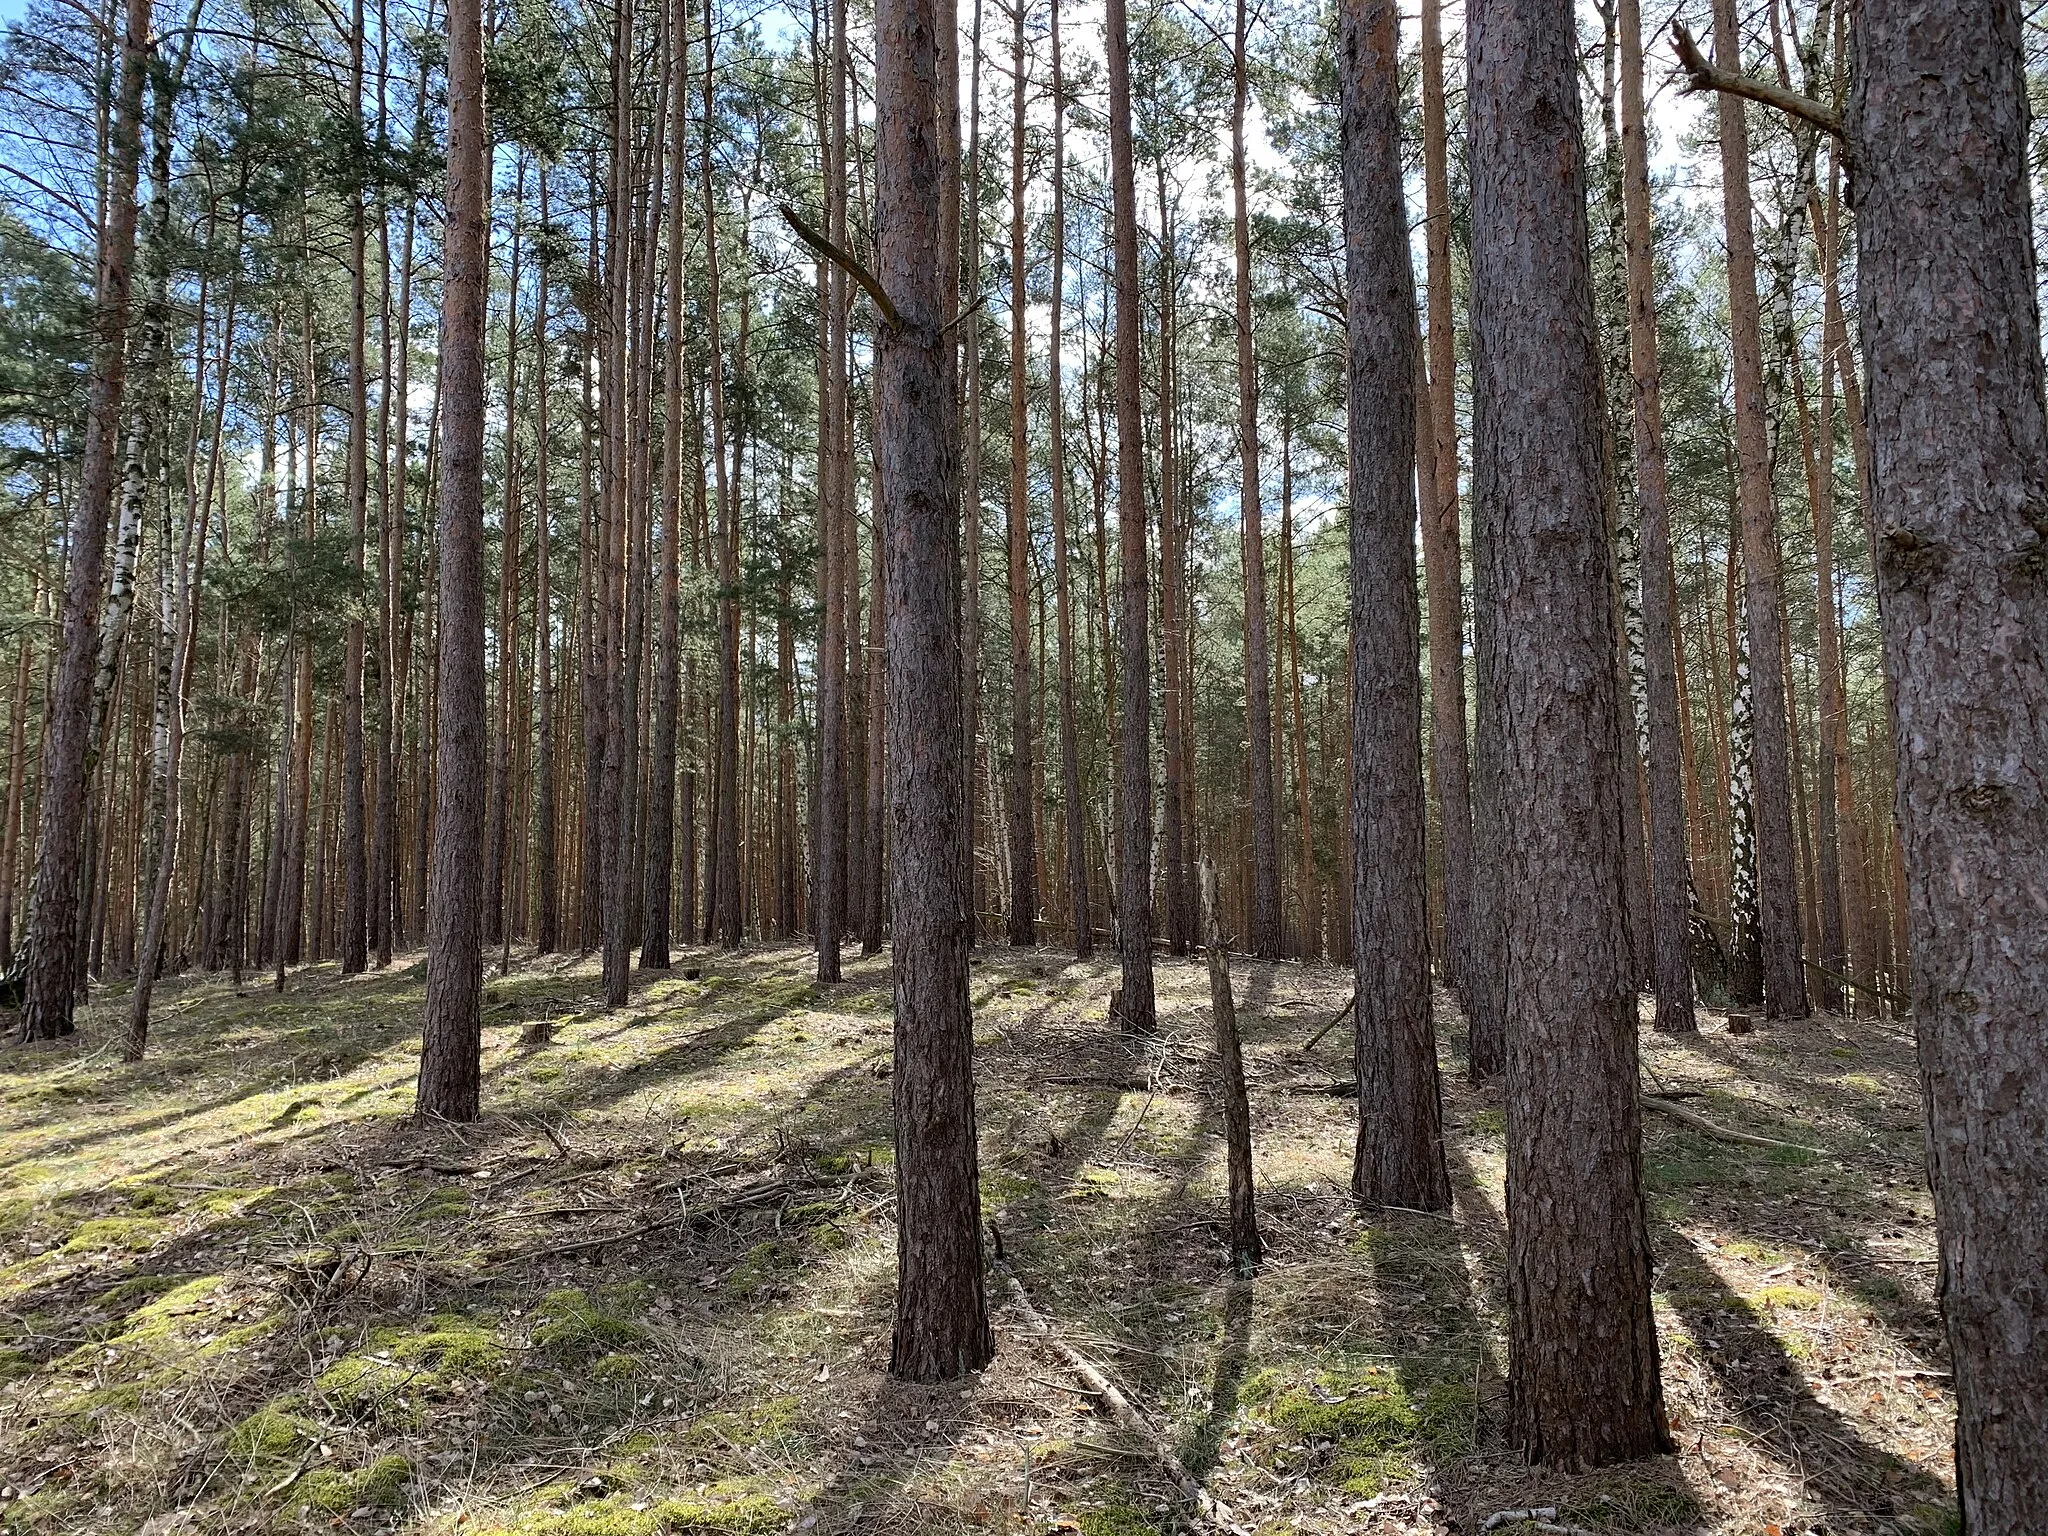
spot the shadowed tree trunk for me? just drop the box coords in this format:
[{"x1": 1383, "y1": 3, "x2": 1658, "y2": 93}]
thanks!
[
  {"x1": 1048, "y1": 0, "x2": 1088, "y2": 959},
  {"x1": 1619, "y1": 0, "x2": 1695, "y2": 1033},
  {"x1": 1708, "y1": 0, "x2": 1805, "y2": 1019},
  {"x1": 876, "y1": 0, "x2": 993, "y2": 1382},
  {"x1": 534, "y1": 170, "x2": 559, "y2": 956},
  {"x1": 1105, "y1": 0, "x2": 1154, "y2": 1034},
  {"x1": 1417, "y1": 0, "x2": 1472, "y2": 994},
  {"x1": 1850, "y1": 2, "x2": 2048, "y2": 1523},
  {"x1": 703, "y1": 8, "x2": 743, "y2": 951},
  {"x1": 417, "y1": 0, "x2": 489, "y2": 1121},
  {"x1": 642, "y1": 1, "x2": 688, "y2": 971},
  {"x1": 1232, "y1": 0, "x2": 1279, "y2": 962},
  {"x1": 1003, "y1": 0, "x2": 1037, "y2": 949},
  {"x1": 17, "y1": 0, "x2": 150, "y2": 1042},
  {"x1": 1468, "y1": 0, "x2": 1669, "y2": 1466},
  {"x1": 814, "y1": 0, "x2": 848, "y2": 978},
  {"x1": 339, "y1": 0, "x2": 369, "y2": 977},
  {"x1": 1337, "y1": 0, "x2": 1449, "y2": 1215}
]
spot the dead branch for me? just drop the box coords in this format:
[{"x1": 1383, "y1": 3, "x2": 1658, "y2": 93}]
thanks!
[
  {"x1": 997, "y1": 1263, "x2": 1219, "y2": 1524},
  {"x1": 1302, "y1": 990, "x2": 1356, "y2": 1051},
  {"x1": 1670, "y1": 20, "x2": 1843, "y2": 141},
  {"x1": 1641, "y1": 1092, "x2": 1823, "y2": 1154},
  {"x1": 778, "y1": 203, "x2": 902, "y2": 329}
]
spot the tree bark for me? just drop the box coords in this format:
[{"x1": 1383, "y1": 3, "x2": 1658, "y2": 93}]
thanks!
[
  {"x1": 1850, "y1": 2, "x2": 2048, "y2": 1524},
  {"x1": 1337, "y1": 0, "x2": 1450, "y2": 1215},
  {"x1": 1232, "y1": 0, "x2": 1279, "y2": 962},
  {"x1": 1468, "y1": 0, "x2": 1669, "y2": 1466},
  {"x1": 1048, "y1": 0, "x2": 1088, "y2": 960},
  {"x1": 876, "y1": 0, "x2": 994, "y2": 1381},
  {"x1": 1618, "y1": 0, "x2": 1696, "y2": 1033},
  {"x1": 418, "y1": 0, "x2": 489, "y2": 1121},
  {"x1": 17, "y1": 0, "x2": 150, "y2": 1042},
  {"x1": 1416, "y1": 0, "x2": 1473, "y2": 994},
  {"x1": 1003, "y1": 0, "x2": 1037, "y2": 948},
  {"x1": 1709, "y1": 0, "x2": 1806, "y2": 1018},
  {"x1": 1105, "y1": 0, "x2": 1154, "y2": 1033}
]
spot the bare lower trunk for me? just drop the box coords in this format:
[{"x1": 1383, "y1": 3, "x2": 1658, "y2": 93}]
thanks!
[
  {"x1": 1105, "y1": 0, "x2": 1154, "y2": 1034},
  {"x1": 1619, "y1": 0, "x2": 1695, "y2": 1033},
  {"x1": 17, "y1": 0, "x2": 149, "y2": 1042},
  {"x1": 1709, "y1": 0, "x2": 1805, "y2": 1018},
  {"x1": 1468, "y1": 0, "x2": 1669, "y2": 1466},
  {"x1": 1850, "y1": 3, "x2": 2048, "y2": 1524},
  {"x1": 417, "y1": 0, "x2": 488, "y2": 1122},
  {"x1": 876, "y1": 0, "x2": 993, "y2": 1380},
  {"x1": 1338, "y1": 0, "x2": 1449, "y2": 1215}
]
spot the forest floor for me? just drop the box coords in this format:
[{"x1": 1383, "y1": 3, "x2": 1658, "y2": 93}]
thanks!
[{"x1": 0, "y1": 943, "x2": 1956, "y2": 1536}]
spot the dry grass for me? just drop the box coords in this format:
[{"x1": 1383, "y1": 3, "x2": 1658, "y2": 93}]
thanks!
[{"x1": 0, "y1": 944, "x2": 1954, "y2": 1535}]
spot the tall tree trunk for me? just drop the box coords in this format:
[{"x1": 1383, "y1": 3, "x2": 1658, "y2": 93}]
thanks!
[
  {"x1": 339, "y1": 0, "x2": 370, "y2": 976},
  {"x1": 1416, "y1": 0, "x2": 1472, "y2": 993},
  {"x1": 814, "y1": 0, "x2": 848, "y2": 977},
  {"x1": 1003, "y1": 0, "x2": 1037, "y2": 948},
  {"x1": 1709, "y1": 0, "x2": 1806, "y2": 1018},
  {"x1": 643, "y1": 4, "x2": 688, "y2": 971},
  {"x1": 1048, "y1": 0, "x2": 1088, "y2": 959},
  {"x1": 418, "y1": 0, "x2": 489, "y2": 1120},
  {"x1": 18, "y1": 0, "x2": 149, "y2": 1041},
  {"x1": 1850, "y1": 2, "x2": 2048, "y2": 1523},
  {"x1": 1337, "y1": 0, "x2": 1449, "y2": 1214},
  {"x1": 534, "y1": 171, "x2": 560, "y2": 956},
  {"x1": 703, "y1": 9, "x2": 743, "y2": 950},
  {"x1": 1468, "y1": 0, "x2": 1669, "y2": 1465},
  {"x1": 876, "y1": 0, "x2": 993, "y2": 1381},
  {"x1": 1232, "y1": 0, "x2": 1279, "y2": 961},
  {"x1": 486, "y1": 160, "x2": 524, "y2": 953},
  {"x1": 1104, "y1": 0, "x2": 1154, "y2": 1034},
  {"x1": 1618, "y1": 0, "x2": 1696, "y2": 1033}
]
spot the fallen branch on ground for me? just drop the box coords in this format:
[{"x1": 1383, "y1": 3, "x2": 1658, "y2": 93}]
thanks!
[
  {"x1": 1641, "y1": 1093, "x2": 1823, "y2": 1154},
  {"x1": 1302, "y1": 991, "x2": 1356, "y2": 1051},
  {"x1": 997, "y1": 1261, "x2": 1219, "y2": 1525}
]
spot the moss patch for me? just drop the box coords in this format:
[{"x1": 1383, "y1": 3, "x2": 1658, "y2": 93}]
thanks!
[
  {"x1": 62, "y1": 1215, "x2": 167, "y2": 1252},
  {"x1": 482, "y1": 1485, "x2": 782, "y2": 1535},
  {"x1": 298, "y1": 1454, "x2": 414, "y2": 1514}
]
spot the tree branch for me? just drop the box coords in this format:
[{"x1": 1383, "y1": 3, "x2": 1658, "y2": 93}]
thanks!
[
  {"x1": 1670, "y1": 20, "x2": 1843, "y2": 142},
  {"x1": 779, "y1": 203, "x2": 901, "y2": 330}
]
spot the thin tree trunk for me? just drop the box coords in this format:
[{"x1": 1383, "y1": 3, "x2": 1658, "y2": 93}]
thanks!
[
  {"x1": 1338, "y1": 0, "x2": 1449, "y2": 1214},
  {"x1": 417, "y1": 0, "x2": 489, "y2": 1121},
  {"x1": 1709, "y1": 0, "x2": 1806, "y2": 1018},
  {"x1": 1618, "y1": 0, "x2": 1696, "y2": 1033},
  {"x1": 1232, "y1": 0, "x2": 1279, "y2": 961},
  {"x1": 1003, "y1": 0, "x2": 1037, "y2": 947},
  {"x1": 1417, "y1": 0, "x2": 1472, "y2": 993},
  {"x1": 1105, "y1": 0, "x2": 1154, "y2": 1034},
  {"x1": 18, "y1": 0, "x2": 150, "y2": 1041},
  {"x1": 1049, "y1": 0, "x2": 1088, "y2": 959}
]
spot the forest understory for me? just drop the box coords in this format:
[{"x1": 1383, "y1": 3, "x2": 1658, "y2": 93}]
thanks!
[{"x1": 0, "y1": 950, "x2": 1954, "y2": 1536}]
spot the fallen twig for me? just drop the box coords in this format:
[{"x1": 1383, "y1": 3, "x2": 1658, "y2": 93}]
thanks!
[
  {"x1": 1641, "y1": 1093, "x2": 1823, "y2": 1154},
  {"x1": 1302, "y1": 991, "x2": 1356, "y2": 1051},
  {"x1": 997, "y1": 1262, "x2": 1219, "y2": 1525},
  {"x1": 1481, "y1": 1509, "x2": 1596, "y2": 1536},
  {"x1": 484, "y1": 1180, "x2": 794, "y2": 1267}
]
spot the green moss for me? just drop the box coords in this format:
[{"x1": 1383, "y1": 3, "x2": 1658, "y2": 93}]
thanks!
[
  {"x1": 486, "y1": 1485, "x2": 782, "y2": 1535},
  {"x1": 686, "y1": 1395, "x2": 803, "y2": 1451},
  {"x1": 62, "y1": 1215, "x2": 166, "y2": 1252},
  {"x1": 227, "y1": 1404, "x2": 319, "y2": 1469},
  {"x1": 1268, "y1": 1369, "x2": 1413, "y2": 1447},
  {"x1": 0, "y1": 1347, "x2": 33, "y2": 1382},
  {"x1": 1076, "y1": 1502, "x2": 1163, "y2": 1536},
  {"x1": 725, "y1": 1239, "x2": 800, "y2": 1300},
  {"x1": 1717, "y1": 1238, "x2": 1789, "y2": 1264},
  {"x1": 532, "y1": 1288, "x2": 648, "y2": 1359},
  {"x1": 389, "y1": 1312, "x2": 508, "y2": 1374},
  {"x1": 591, "y1": 1352, "x2": 641, "y2": 1383},
  {"x1": 1261, "y1": 1367, "x2": 1471, "y2": 1496},
  {"x1": 1468, "y1": 1108, "x2": 1506, "y2": 1137},
  {"x1": 298, "y1": 1455, "x2": 414, "y2": 1514},
  {"x1": 1750, "y1": 1284, "x2": 1824, "y2": 1311},
  {"x1": 114, "y1": 1182, "x2": 179, "y2": 1214}
]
